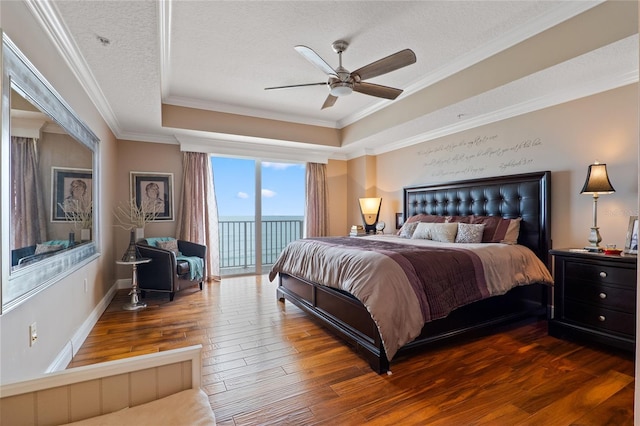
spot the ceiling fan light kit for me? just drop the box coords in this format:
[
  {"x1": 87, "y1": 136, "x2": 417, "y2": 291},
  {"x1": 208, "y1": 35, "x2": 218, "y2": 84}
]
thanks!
[{"x1": 265, "y1": 39, "x2": 416, "y2": 109}]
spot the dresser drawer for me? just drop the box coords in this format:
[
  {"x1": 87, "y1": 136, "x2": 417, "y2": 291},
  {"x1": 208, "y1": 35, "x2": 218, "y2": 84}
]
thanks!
[
  {"x1": 565, "y1": 261, "x2": 635, "y2": 286},
  {"x1": 564, "y1": 280, "x2": 635, "y2": 313},
  {"x1": 564, "y1": 300, "x2": 635, "y2": 337}
]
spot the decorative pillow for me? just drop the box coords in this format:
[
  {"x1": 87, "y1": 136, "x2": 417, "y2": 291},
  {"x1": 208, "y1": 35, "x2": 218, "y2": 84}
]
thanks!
[
  {"x1": 34, "y1": 243, "x2": 63, "y2": 255},
  {"x1": 158, "y1": 239, "x2": 180, "y2": 255},
  {"x1": 396, "y1": 214, "x2": 445, "y2": 235},
  {"x1": 411, "y1": 222, "x2": 433, "y2": 240},
  {"x1": 455, "y1": 223, "x2": 485, "y2": 243},
  {"x1": 411, "y1": 222, "x2": 458, "y2": 243},
  {"x1": 398, "y1": 221, "x2": 420, "y2": 238},
  {"x1": 470, "y1": 216, "x2": 522, "y2": 244},
  {"x1": 430, "y1": 223, "x2": 459, "y2": 243}
]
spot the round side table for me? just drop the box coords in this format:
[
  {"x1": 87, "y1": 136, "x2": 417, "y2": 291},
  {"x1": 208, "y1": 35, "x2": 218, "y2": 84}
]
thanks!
[{"x1": 116, "y1": 258, "x2": 151, "y2": 311}]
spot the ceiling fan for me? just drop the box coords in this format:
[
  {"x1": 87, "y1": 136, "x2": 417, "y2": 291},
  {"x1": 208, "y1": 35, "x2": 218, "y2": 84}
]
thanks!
[{"x1": 265, "y1": 40, "x2": 417, "y2": 109}]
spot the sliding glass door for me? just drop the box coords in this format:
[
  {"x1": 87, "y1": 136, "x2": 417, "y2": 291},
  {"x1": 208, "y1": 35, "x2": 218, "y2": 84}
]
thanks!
[{"x1": 212, "y1": 157, "x2": 304, "y2": 276}]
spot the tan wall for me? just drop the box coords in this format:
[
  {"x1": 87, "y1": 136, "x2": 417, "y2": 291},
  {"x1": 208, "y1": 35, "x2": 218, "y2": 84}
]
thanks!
[
  {"x1": 367, "y1": 84, "x2": 638, "y2": 249},
  {"x1": 113, "y1": 140, "x2": 184, "y2": 279},
  {"x1": 1, "y1": 2, "x2": 118, "y2": 383}
]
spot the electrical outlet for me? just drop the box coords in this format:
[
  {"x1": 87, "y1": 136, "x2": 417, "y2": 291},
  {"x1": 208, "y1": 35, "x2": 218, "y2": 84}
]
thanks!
[
  {"x1": 29, "y1": 322, "x2": 37, "y2": 346},
  {"x1": 84, "y1": 278, "x2": 88, "y2": 293}
]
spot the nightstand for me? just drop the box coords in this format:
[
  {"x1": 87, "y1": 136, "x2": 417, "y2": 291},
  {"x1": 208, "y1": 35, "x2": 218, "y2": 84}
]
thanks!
[{"x1": 549, "y1": 249, "x2": 637, "y2": 351}]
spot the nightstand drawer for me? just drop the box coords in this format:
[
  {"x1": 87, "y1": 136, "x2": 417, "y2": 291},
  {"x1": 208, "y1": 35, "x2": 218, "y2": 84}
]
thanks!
[
  {"x1": 564, "y1": 300, "x2": 635, "y2": 337},
  {"x1": 565, "y1": 261, "x2": 635, "y2": 286},
  {"x1": 564, "y1": 281, "x2": 635, "y2": 313}
]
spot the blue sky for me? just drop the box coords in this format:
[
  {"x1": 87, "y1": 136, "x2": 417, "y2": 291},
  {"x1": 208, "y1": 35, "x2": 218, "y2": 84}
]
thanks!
[{"x1": 211, "y1": 157, "x2": 305, "y2": 217}]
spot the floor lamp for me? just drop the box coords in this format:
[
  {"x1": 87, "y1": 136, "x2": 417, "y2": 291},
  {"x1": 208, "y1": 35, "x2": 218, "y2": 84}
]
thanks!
[{"x1": 580, "y1": 162, "x2": 615, "y2": 252}]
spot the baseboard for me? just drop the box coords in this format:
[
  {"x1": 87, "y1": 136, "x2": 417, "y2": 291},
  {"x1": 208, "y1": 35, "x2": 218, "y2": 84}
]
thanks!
[{"x1": 46, "y1": 280, "x2": 125, "y2": 373}]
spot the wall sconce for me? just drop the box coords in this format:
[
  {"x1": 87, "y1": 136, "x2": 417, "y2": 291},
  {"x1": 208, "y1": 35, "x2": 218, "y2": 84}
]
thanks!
[
  {"x1": 359, "y1": 197, "x2": 382, "y2": 234},
  {"x1": 580, "y1": 161, "x2": 615, "y2": 252}
]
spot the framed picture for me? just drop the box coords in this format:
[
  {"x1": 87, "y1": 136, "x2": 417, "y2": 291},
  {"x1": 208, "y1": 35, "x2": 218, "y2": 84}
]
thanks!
[
  {"x1": 396, "y1": 212, "x2": 404, "y2": 230},
  {"x1": 52, "y1": 167, "x2": 92, "y2": 222},
  {"x1": 624, "y1": 216, "x2": 638, "y2": 254},
  {"x1": 130, "y1": 171, "x2": 174, "y2": 221}
]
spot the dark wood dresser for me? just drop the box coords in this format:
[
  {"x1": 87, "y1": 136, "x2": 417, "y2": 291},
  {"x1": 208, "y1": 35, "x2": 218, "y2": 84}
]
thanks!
[{"x1": 549, "y1": 249, "x2": 637, "y2": 351}]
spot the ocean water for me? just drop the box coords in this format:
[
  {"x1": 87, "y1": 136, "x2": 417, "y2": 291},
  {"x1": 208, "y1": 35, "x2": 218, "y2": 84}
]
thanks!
[{"x1": 218, "y1": 216, "x2": 304, "y2": 267}]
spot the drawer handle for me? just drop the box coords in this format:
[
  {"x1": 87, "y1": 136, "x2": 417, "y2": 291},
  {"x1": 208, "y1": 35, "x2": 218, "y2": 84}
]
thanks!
[
  {"x1": 599, "y1": 292, "x2": 607, "y2": 299},
  {"x1": 598, "y1": 315, "x2": 606, "y2": 322},
  {"x1": 599, "y1": 271, "x2": 607, "y2": 278}
]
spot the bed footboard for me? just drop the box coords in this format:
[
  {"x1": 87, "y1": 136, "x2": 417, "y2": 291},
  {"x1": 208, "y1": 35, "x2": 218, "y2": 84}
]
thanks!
[
  {"x1": 278, "y1": 273, "x2": 548, "y2": 373},
  {"x1": 277, "y1": 273, "x2": 390, "y2": 372},
  {"x1": 0, "y1": 345, "x2": 205, "y2": 425}
]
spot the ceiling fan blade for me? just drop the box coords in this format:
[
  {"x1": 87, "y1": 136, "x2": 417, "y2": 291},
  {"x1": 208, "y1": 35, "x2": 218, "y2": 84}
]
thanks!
[
  {"x1": 294, "y1": 45, "x2": 338, "y2": 77},
  {"x1": 321, "y1": 94, "x2": 338, "y2": 109},
  {"x1": 353, "y1": 82, "x2": 403, "y2": 100},
  {"x1": 265, "y1": 82, "x2": 326, "y2": 90},
  {"x1": 352, "y1": 49, "x2": 416, "y2": 81}
]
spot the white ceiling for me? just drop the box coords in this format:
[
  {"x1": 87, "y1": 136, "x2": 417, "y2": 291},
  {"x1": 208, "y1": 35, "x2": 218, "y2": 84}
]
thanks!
[{"x1": 25, "y1": 0, "x2": 638, "y2": 161}]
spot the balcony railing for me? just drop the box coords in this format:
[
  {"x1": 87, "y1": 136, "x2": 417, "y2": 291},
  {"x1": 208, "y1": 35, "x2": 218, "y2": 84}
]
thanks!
[{"x1": 218, "y1": 218, "x2": 303, "y2": 274}]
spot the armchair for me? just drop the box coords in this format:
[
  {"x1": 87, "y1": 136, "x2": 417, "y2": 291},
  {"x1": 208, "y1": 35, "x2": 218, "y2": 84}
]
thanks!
[{"x1": 136, "y1": 238, "x2": 207, "y2": 301}]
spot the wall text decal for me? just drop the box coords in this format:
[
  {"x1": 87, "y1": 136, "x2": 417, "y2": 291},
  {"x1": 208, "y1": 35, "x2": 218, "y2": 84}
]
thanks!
[{"x1": 418, "y1": 134, "x2": 543, "y2": 178}]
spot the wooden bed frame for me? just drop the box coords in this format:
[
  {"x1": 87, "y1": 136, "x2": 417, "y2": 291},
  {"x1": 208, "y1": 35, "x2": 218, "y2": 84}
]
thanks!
[{"x1": 276, "y1": 171, "x2": 552, "y2": 373}]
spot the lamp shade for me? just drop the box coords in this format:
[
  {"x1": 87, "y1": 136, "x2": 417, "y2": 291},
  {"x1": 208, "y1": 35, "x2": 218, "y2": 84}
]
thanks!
[
  {"x1": 580, "y1": 163, "x2": 615, "y2": 194},
  {"x1": 359, "y1": 197, "x2": 382, "y2": 226}
]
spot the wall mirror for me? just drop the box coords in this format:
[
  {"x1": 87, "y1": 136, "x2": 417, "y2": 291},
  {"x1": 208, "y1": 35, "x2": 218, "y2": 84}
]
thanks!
[{"x1": 1, "y1": 32, "x2": 100, "y2": 313}]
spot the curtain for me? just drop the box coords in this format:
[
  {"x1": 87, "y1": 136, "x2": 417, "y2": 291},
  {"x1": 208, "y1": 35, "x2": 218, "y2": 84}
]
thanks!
[
  {"x1": 304, "y1": 162, "x2": 329, "y2": 237},
  {"x1": 176, "y1": 152, "x2": 220, "y2": 281},
  {"x1": 11, "y1": 136, "x2": 47, "y2": 248}
]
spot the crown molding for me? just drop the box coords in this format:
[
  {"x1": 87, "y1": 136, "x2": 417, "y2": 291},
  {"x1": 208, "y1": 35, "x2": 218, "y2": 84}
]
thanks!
[{"x1": 24, "y1": 0, "x2": 123, "y2": 138}]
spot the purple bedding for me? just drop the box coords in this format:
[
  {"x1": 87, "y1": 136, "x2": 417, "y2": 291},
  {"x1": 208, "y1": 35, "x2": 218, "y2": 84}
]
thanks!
[{"x1": 269, "y1": 235, "x2": 553, "y2": 360}]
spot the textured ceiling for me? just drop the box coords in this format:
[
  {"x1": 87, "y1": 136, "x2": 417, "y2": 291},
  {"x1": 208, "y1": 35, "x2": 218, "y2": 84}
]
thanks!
[{"x1": 28, "y1": 0, "x2": 638, "y2": 160}]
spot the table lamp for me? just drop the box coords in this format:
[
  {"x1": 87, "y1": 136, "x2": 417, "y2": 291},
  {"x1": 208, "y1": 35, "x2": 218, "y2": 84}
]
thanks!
[
  {"x1": 580, "y1": 161, "x2": 615, "y2": 252},
  {"x1": 359, "y1": 197, "x2": 382, "y2": 234}
]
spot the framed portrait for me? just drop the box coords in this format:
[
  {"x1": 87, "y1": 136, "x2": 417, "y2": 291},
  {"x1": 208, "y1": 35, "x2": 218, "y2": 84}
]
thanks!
[
  {"x1": 130, "y1": 171, "x2": 174, "y2": 221},
  {"x1": 52, "y1": 167, "x2": 93, "y2": 222},
  {"x1": 396, "y1": 213, "x2": 404, "y2": 230},
  {"x1": 624, "y1": 216, "x2": 638, "y2": 254}
]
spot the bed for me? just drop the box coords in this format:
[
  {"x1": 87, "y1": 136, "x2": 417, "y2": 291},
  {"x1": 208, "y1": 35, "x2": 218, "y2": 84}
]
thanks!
[
  {"x1": 270, "y1": 171, "x2": 553, "y2": 373},
  {"x1": 0, "y1": 345, "x2": 216, "y2": 425}
]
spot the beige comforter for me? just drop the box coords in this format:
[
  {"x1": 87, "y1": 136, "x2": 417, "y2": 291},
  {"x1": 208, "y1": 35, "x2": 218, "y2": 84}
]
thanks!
[{"x1": 269, "y1": 235, "x2": 553, "y2": 360}]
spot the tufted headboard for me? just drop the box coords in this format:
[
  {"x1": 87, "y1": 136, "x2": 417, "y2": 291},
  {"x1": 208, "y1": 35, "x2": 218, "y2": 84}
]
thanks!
[{"x1": 404, "y1": 171, "x2": 551, "y2": 264}]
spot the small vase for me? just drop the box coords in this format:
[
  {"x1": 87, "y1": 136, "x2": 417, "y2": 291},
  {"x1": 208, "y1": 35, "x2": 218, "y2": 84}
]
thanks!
[
  {"x1": 121, "y1": 230, "x2": 140, "y2": 262},
  {"x1": 68, "y1": 232, "x2": 75, "y2": 246},
  {"x1": 80, "y1": 228, "x2": 91, "y2": 242},
  {"x1": 135, "y1": 227, "x2": 144, "y2": 242}
]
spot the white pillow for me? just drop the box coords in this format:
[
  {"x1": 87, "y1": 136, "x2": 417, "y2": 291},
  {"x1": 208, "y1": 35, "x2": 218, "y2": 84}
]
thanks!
[{"x1": 411, "y1": 222, "x2": 458, "y2": 243}]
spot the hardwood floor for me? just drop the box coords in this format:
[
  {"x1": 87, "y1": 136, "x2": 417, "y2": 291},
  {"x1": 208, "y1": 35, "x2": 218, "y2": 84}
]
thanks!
[{"x1": 69, "y1": 275, "x2": 635, "y2": 425}]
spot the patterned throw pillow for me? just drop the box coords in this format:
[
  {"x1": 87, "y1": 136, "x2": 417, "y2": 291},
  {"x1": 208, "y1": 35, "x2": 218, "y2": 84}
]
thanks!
[
  {"x1": 398, "y1": 221, "x2": 420, "y2": 238},
  {"x1": 158, "y1": 239, "x2": 180, "y2": 255},
  {"x1": 455, "y1": 223, "x2": 485, "y2": 243}
]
